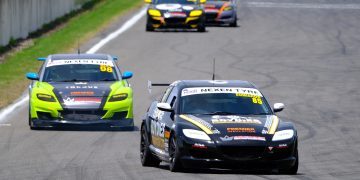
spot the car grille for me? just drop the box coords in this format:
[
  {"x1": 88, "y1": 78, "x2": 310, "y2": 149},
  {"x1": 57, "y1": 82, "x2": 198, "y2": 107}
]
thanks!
[
  {"x1": 59, "y1": 109, "x2": 107, "y2": 121},
  {"x1": 189, "y1": 149, "x2": 219, "y2": 159},
  {"x1": 165, "y1": 18, "x2": 186, "y2": 25},
  {"x1": 220, "y1": 146, "x2": 266, "y2": 160},
  {"x1": 206, "y1": 13, "x2": 218, "y2": 20},
  {"x1": 220, "y1": 15, "x2": 232, "y2": 19}
]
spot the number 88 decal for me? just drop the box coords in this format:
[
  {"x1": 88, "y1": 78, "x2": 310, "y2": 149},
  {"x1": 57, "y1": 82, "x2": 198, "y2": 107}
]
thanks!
[
  {"x1": 100, "y1": 65, "x2": 113, "y2": 73},
  {"x1": 252, "y1": 97, "x2": 263, "y2": 104}
]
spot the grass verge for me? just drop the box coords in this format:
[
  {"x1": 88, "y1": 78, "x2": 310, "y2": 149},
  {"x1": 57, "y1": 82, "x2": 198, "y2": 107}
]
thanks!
[{"x1": 0, "y1": 0, "x2": 143, "y2": 109}]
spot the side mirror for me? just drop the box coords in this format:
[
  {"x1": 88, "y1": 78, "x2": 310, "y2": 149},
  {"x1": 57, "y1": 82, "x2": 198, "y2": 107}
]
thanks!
[
  {"x1": 274, "y1": 103, "x2": 285, "y2": 113},
  {"x1": 200, "y1": 0, "x2": 207, "y2": 4},
  {"x1": 157, "y1": 103, "x2": 173, "y2": 112},
  {"x1": 144, "y1": 0, "x2": 152, "y2": 4},
  {"x1": 26, "y1": 72, "x2": 39, "y2": 80},
  {"x1": 112, "y1": 56, "x2": 118, "y2": 61},
  {"x1": 122, "y1": 71, "x2": 133, "y2": 79},
  {"x1": 37, "y1": 57, "x2": 46, "y2": 61}
]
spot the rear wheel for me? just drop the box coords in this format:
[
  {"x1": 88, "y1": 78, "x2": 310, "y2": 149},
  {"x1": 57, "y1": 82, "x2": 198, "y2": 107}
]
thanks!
[
  {"x1": 140, "y1": 125, "x2": 161, "y2": 167},
  {"x1": 169, "y1": 135, "x2": 183, "y2": 172},
  {"x1": 279, "y1": 148, "x2": 298, "y2": 174}
]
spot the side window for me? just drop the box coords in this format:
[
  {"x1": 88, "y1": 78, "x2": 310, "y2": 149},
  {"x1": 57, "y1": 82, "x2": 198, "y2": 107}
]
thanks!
[
  {"x1": 166, "y1": 87, "x2": 178, "y2": 108},
  {"x1": 160, "y1": 86, "x2": 173, "y2": 103}
]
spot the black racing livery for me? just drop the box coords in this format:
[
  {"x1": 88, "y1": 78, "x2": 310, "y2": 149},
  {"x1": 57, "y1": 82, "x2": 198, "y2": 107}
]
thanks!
[
  {"x1": 204, "y1": 0, "x2": 237, "y2": 26},
  {"x1": 140, "y1": 80, "x2": 298, "y2": 173},
  {"x1": 145, "y1": 0, "x2": 207, "y2": 32}
]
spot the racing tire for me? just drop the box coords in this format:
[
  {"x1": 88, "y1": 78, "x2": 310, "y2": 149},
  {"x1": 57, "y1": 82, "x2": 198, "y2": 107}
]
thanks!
[
  {"x1": 28, "y1": 102, "x2": 35, "y2": 130},
  {"x1": 146, "y1": 17, "x2": 155, "y2": 32},
  {"x1": 229, "y1": 17, "x2": 237, "y2": 27},
  {"x1": 279, "y1": 148, "x2": 298, "y2": 174},
  {"x1": 169, "y1": 135, "x2": 183, "y2": 172},
  {"x1": 197, "y1": 23, "x2": 206, "y2": 32},
  {"x1": 146, "y1": 25, "x2": 155, "y2": 32},
  {"x1": 140, "y1": 125, "x2": 161, "y2": 167}
]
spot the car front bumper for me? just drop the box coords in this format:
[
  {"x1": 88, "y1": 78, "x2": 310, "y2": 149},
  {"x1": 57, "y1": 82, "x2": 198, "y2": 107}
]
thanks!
[
  {"x1": 31, "y1": 118, "x2": 134, "y2": 130},
  {"x1": 147, "y1": 15, "x2": 204, "y2": 29},
  {"x1": 177, "y1": 135, "x2": 297, "y2": 170}
]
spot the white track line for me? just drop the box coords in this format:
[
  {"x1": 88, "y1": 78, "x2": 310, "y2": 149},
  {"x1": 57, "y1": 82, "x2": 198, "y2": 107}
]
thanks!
[
  {"x1": 246, "y1": 2, "x2": 360, "y2": 10},
  {"x1": 87, "y1": 7, "x2": 147, "y2": 53},
  {"x1": 0, "y1": 6, "x2": 147, "y2": 122}
]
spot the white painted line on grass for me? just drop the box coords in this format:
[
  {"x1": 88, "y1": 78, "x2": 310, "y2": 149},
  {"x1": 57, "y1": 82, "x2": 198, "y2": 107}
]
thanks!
[
  {"x1": 246, "y1": 2, "x2": 360, "y2": 10},
  {"x1": 0, "y1": 6, "x2": 147, "y2": 122}
]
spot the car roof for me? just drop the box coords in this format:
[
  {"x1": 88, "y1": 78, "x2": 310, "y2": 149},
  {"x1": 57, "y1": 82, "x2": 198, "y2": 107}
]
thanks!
[
  {"x1": 173, "y1": 80, "x2": 256, "y2": 89},
  {"x1": 48, "y1": 54, "x2": 111, "y2": 61}
]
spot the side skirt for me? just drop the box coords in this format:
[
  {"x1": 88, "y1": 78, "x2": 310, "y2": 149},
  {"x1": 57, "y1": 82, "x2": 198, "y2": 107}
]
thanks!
[{"x1": 149, "y1": 145, "x2": 170, "y2": 162}]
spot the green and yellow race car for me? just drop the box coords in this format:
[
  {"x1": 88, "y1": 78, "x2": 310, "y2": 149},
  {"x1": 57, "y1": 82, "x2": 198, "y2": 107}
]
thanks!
[{"x1": 26, "y1": 54, "x2": 134, "y2": 130}]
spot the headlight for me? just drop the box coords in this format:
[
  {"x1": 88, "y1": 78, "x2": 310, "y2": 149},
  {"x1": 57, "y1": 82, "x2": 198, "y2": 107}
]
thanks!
[
  {"x1": 272, "y1": 129, "x2": 294, "y2": 141},
  {"x1": 36, "y1": 93, "x2": 56, "y2": 102},
  {"x1": 190, "y1": 10, "x2": 202, "y2": 17},
  {"x1": 109, "y1": 93, "x2": 128, "y2": 102},
  {"x1": 182, "y1": 129, "x2": 210, "y2": 141},
  {"x1": 148, "y1": 9, "x2": 161, "y2": 17},
  {"x1": 224, "y1": 6, "x2": 233, "y2": 11}
]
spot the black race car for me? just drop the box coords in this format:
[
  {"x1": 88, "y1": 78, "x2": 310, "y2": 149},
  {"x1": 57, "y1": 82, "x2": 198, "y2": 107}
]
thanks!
[
  {"x1": 140, "y1": 80, "x2": 298, "y2": 173},
  {"x1": 144, "y1": 0, "x2": 207, "y2": 32},
  {"x1": 204, "y1": 0, "x2": 237, "y2": 27}
]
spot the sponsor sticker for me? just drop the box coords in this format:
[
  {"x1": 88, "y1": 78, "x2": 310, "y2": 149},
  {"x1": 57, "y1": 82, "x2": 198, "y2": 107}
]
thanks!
[
  {"x1": 227, "y1": 127, "x2": 255, "y2": 133},
  {"x1": 70, "y1": 91, "x2": 94, "y2": 96},
  {"x1": 169, "y1": 12, "x2": 187, "y2": 17},
  {"x1": 181, "y1": 87, "x2": 263, "y2": 97},
  {"x1": 63, "y1": 97, "x2": 101, "y2": 105},
  {"x1": 46, "y1": 59, "x2": 114, "y2": 67},
  {"x1": 233, "y1": 136, "x2": 266, "y2": 141},
  {"x1": 220, "y1": 135, "x2": 266, "y2": 141},
  {"x1": 212, "y1": 115, "x2": 262, "y2": 125},
  {"x1": 66, "y1": 85, "x2": 98, "y2": 89}
]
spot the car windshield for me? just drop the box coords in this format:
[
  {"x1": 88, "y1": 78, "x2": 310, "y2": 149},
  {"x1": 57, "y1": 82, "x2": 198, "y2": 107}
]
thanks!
[
  {"x1": 43, "y1": 64, "x2": 119, "y2": 82},
  {"x1": 180, "y1": 87, "x2": 272, "y2": 115},
  {"x1": 154, "y1": 0, "x2": 198, "y2": 5}
]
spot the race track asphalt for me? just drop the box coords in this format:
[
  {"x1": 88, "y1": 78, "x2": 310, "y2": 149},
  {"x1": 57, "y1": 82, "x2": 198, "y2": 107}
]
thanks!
[{"x1": 0, "y1": 0, "x2": 360, "y2": 179}]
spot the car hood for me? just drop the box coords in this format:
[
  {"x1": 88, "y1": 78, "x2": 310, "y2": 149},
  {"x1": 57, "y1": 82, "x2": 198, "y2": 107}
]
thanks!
[
  {"x1": 49, "y1": 82, "x2": 113, "y2": 109},
  {"x1": 151, "y1": 4, "x2": 200, "y2": 14},
  {"x1": 178, "y1": 114, "x2": 280, "y2": 144},
  {"x1": 204, "y1": 1, "x2": 228, "y2": 9}
]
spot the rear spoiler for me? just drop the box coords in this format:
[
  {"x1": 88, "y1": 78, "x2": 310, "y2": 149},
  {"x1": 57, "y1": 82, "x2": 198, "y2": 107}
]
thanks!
[{"x1": 147, "y1": 80, "x2": 170, "y2": 94}]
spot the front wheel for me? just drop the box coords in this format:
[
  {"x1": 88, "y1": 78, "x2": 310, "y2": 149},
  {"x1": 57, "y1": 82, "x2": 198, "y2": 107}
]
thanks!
[
  {"x1": 229, "y1": 17, "x2": 237, "y2": 27},
  {"x1": 197, "y1": 23, "x2": 206, "y2": 32},
  {"x1": 146, "y1": 17, "x2": 155, "y2": 32},
  {"x1": 169, "y1": 135, "x2": 183, "y2": 172},
  {"x1": 279, "y1": 148, "x2": 298, "y2": 174},
  {"x1": 140, "y1": 125, "x2": 161, "y2": 167},
  {"x1": 146, "y1": 25, "x2": 155, "y2": 32}
]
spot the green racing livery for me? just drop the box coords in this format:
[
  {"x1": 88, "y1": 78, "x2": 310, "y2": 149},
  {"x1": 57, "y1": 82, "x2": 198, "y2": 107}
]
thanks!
[{"x1": 26, "y1": 54, "x2": 134, "y2": 130}]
